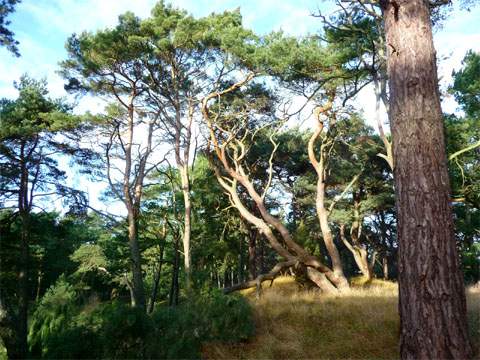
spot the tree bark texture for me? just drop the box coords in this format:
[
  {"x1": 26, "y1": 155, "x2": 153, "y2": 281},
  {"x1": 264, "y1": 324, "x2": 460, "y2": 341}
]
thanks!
[{"x1": 381, "y1": 0, "x2": 472, "y2": 358}]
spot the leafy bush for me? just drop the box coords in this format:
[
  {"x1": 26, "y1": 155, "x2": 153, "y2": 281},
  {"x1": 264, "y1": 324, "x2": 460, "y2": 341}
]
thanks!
[
  {"x1": 29, "y1": 282, "x2": 254, "y2": 359},
  {"x1": 28, "y1": 276, "x2": 80, "y2": 357},
  {"x1": 462, "y1": 243, "x2": 480, "y2": 283},
  {"x1": 148, "y1": 288, "x2": 254, "y2": 359}
]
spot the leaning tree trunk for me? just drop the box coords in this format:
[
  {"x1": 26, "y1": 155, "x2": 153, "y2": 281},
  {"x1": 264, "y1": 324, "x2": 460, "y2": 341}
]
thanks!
[
  {"x1": 316, "y1": 180, "x2": 350, "y2": 289},
  {"x1": 339, "y1": 224, "x2": 374, "y2": 282},
  {"x1": 381, "y1": 1, "x2": 473, "y2": 358},
  {"x1": 201, "y1": 76, "x2": 347, "y2": 294},
  {"x1": 308, "y1": 104, "x2": 350, "y2": 290}
]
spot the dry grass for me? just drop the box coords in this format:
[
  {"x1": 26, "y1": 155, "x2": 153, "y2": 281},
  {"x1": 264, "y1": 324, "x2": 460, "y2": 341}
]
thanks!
[{"x1": 203, "y1": 276, "x2": 480, "y2": 360}]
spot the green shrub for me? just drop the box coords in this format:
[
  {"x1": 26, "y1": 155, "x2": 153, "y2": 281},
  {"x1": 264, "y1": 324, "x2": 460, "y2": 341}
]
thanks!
[
  {"x1": 29, "y1": 283, "x2": 254, "y2": 359},
  {"x1": 91, "y1": 301, "x2": 152, "y2": 359},
  {"x1": 28, "y1": 276, "x2": 81, "y2": 358},
  {"x1": 147, "y1": 288, "x2": 254, "y2": 359}
]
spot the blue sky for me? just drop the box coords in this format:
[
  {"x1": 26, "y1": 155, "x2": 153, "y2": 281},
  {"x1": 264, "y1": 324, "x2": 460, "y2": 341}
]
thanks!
[
  {"x1": 1, "y1": 0, "x2": 479, "y2": 214},
  {"x1": 1, "y1": 1, "x2": 479, "y2": 108}
]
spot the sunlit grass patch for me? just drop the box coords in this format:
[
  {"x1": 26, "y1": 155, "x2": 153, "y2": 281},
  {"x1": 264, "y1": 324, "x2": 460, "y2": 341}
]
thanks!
[
  {"x1": 204, "y1": 277, "x2": 480, "y2": 359},
  {"x1": 467, "y1": 285, "x2": 480, "y2": 355}
]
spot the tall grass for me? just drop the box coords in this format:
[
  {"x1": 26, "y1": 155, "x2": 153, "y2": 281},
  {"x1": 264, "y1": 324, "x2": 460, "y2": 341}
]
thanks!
[{"x1": 203, "y1": 276, "x2": 480, "y2": 359}]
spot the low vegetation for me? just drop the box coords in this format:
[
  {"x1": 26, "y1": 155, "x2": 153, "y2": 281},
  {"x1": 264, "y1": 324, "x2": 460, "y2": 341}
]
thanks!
[
  {"x1": 204, "y1": 277, "x2": 480, "y2": 359},
  {"x1": 26, "y1": 280, "x2": 253, "y2": 359}
]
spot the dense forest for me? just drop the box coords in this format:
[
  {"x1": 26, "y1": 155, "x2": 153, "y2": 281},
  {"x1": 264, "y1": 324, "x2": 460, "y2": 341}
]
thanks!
[{"x1": 0, "y1": 0, "x2": 479, "y2": 359}]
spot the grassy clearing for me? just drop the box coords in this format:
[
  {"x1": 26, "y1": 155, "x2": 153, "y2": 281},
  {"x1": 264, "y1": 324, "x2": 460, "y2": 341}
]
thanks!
[{"x1": 203, "y1": 276, "x2": 480, "y2": 359}]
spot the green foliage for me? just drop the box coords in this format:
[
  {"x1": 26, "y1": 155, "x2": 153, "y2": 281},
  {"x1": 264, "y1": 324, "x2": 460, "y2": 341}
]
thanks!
[
  {"x1": 28, "y1": 281, "x2": 253, "y2": 359},
  {"x1": 0, "y1": 76, "x2": 87, "y2": 139},
  {"x1": 148, "y1": 289, "x2": 254, "y2": 359},
  {"x1": 0, "y1": 0, "x2": 20, "y2": 56},
  {"x1": 461, "y1": 243, "x2": 480, "y2": 283},
  {"x1": 450, "y1": 50, "x2": 480, "y2": 118},
  {"x1": 28, "y1": 276, "x2": 79, "y2": 357},
  {"x1": 71, "y1": 244, "x2": 108, "y2": 275}
]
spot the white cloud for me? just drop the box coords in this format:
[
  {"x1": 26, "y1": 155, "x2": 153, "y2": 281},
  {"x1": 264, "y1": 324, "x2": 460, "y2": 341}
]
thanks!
[{"x1": 2, "y1": 1, "x2": 478, "y2": 213}]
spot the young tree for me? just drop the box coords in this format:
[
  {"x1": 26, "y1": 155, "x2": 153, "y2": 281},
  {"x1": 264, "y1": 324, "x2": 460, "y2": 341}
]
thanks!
[
  {"x1": 139, "y1": 3, "x2": 260, "y2": 288},
  {"x1": 308, "y1": 97, "x2": 358, "y2": 290},
  {"x1": 61, "y1": 13, "x2": 162, "y2": 310},
  {"x1": 0, "y1": 76, "x2": 91, "y2": 358},
  {"x1": 380, "y1": 1, "x2": 473, "y2": 358}
]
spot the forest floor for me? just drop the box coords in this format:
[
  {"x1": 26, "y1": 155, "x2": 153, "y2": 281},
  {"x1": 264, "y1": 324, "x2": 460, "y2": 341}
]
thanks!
[{"x1": 203, "y1": 276, "x2": 480, "y2": 359}]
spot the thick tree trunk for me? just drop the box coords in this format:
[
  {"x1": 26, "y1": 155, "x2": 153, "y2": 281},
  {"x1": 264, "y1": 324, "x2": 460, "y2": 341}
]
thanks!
[
  {"x1": 127, "y1": 214, "x2": 146, "y2": 310},
  {"x1": 306, "y1": 268, "x2": 338, "y2": 294},
  {"x1": 381, "y1": 1, "x2": 473, "y2": 358}
]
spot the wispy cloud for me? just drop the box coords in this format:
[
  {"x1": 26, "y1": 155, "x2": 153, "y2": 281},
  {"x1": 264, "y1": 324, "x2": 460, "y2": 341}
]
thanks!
[{"x1": 0, "y1": 1, "x2": 478, "y2": 212}]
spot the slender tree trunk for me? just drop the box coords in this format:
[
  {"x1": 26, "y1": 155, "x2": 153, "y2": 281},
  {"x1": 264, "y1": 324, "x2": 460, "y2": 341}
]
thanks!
[
  {"x1": 308, "y1": 106, "x2": 349, "y2": 290},
  {"x1": 35, "y1": 268, "x2": 43, "y2": 302},
  {"x1": 169, "y1": 235, "x2": 180, "y2": 307},
  {"x1": 16, "y1": 146, "x2": 30, "y2": 359},
  {"x1": 381, "y1": 1, "x2": 473, "y2": 358},
  {"x1": 124, "y1": 273, "x2": 136, "y2": 306},
  {"x1": 202, "y1": 76, "x2": 346, "y2": 294},
  {"x1": 339, "y1": 224, "x2": 373, "y2": 282},
  {"x1": 122, "y1": 94, "x2": 147, "y2": 311},
  {"x1": 179, "y1": 164, "x2": 192, "y2": 288},
  {"x1": 238, "y1": 238, "x2": 244, "y2": 283},
  {"x1": 258, "y1": 235, "x2": 265, "y2": 275},
  {"x1": 16, "y1": 211, "x2": 29, "y2": 360},
  {"x1": 382, "y1": 256, "x2": 389, "y2": 280},
  {"x1": 248, "y1": 229, "x2": 257, "y2": 280},
  {"x1": 374, "y1": 77, "x2": 394, "y2": 169},
  {"x1": 316, "y1": 180, "x2": 349, "y2": 289},
  {"x1": 148, "y1": 244, "x2": 165, "y2": 314},
  {"x1": 127, "y1": 213, "x2": 146, "y2": 310}
]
